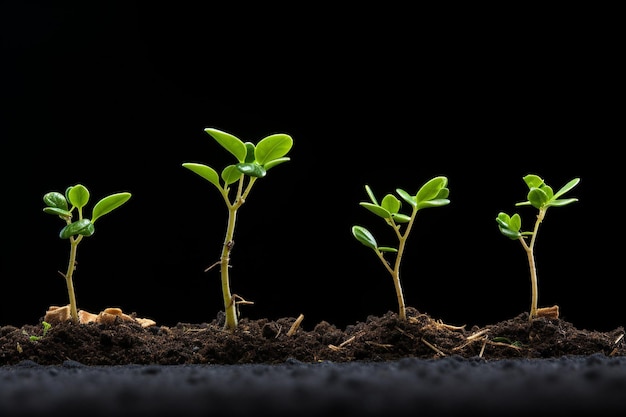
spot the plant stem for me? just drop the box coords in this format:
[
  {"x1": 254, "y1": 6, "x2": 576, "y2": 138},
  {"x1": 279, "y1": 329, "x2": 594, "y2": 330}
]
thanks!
[
  {"x1": 65, "y1": 235, "x2": 82, "y2": 324},
  {"x1": 221, "y1": 205, "x2": 238, "y2": 330},
  {"x1": 219, "y1": 175, "x2": 257, "y2": 331},
  {"x1": 520, "y1": 208, "x2": 546, "y2": 321},
  {"x1": 376, "y1": 206, "x2": 419, "y2": 321}
]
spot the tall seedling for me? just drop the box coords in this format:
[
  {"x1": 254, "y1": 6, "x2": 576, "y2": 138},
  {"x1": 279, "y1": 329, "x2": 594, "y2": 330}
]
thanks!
[
  {"x1": 496, "y1": 174, "x2": 579, "y2": 321},
  {"x1": 352, "y1": 176, "x2": 450, "y2": 320},
  {"x1": 43, "y1": 184, "x2": 131, "y2": 323},
  {"x1": 182, "y1": 128, "x2": 293, "y2": 330}
]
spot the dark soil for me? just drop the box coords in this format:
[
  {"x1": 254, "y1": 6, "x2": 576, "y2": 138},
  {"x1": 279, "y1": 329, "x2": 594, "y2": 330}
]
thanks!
[{"x1": 2, "y1": 306, "x2": 624, "y2": 366}]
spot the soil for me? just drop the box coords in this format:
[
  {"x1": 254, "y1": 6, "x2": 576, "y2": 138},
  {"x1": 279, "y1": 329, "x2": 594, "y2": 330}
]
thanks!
[{"x1": 1, "y1": 306, "x2": 625, "y2": 366}]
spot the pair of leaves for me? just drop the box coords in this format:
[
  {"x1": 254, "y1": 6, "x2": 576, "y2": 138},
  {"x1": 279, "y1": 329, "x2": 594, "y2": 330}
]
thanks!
[
  {"x1": 353, "y1": 176, "x2": 450, "y2": 251},
  {"x1": 496, "y1": 175, "x2": 579, "y2": 240},
  {"x1": 182, "y1": 128, "x2": 293, "y2": 191},
  {"x1": 516, "y1": 174, "x2": 580, "y2": 210},
  {"x1": 43, "y1": 184, "x2": 131, "y2": 239}
]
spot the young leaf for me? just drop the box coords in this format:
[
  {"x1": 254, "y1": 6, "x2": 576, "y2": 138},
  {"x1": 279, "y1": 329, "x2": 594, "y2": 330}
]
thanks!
[
  {"x1": 496, "y1": 212, "x2": 522, "y2": 239},
  {"x1": 351, "y1": 225, "x2": 378, "y2": 250},
  {"x1": 60, "y1": 219, "x2": 94, "y2": 239},
  {"x1": 378, "y1": 246, "x2": 399, "y2": 253},
  {"x1": 360, "y1": 202, "x2": 392, "y2": 219},
  {"x1": 43, "y1": 207, "x2": 72, "y2": 217},
  {"x1": 182, "y1": 163, "x2": 221, "y2": 189},
  {"x1": 244, "y1": 142, "x2": 256, "y2": 163},
  {"x1": 221, "y1": 165, "x2": 243, "y2": 185},
  {"x1": 365, "y1": 185, "x2": 379, "y2": 205},
  {"x1": 417, "y1": 199, "x2": 451, "y2": 210},
  {"x1": 67, "y1": 184, "x2": 90, "y2": 209},
  {"x1": 381, "y1": 194, "x2": 401, "y2": 215},
  {"x1": 255, "y1": 134, "x2": 293, "y2": 165},
  {"x1": 264, "y1": 157, "x2": 290, "y2": 171},
  {"x1": 204, "y1": 128, "x2": 247, "y2": 162},
  {"x1": 43, "y1": 192, "x2": 68, "y2": 211},
  {"x1": 523, "y1": 174, "x2": 544, "y2": 188},
  {"x1": 415, "y1": 176, "x2": 448, "y2": 204},
  {"x1": 391, "y1": 213, "x2": 411, "y2": 223},
  {"x1": 236, "y1": 162, "x2": 266, "y2": 178},
  {"x1": 396, "y1": 189, "x2": 417, "y2": 208},
  {"x1": 527, "y1": 188, "x2": 550, "y2": 209},
  {"x1": 553, "y1": 178, "x2": 580, "y2": 199},
  {"x1": 92, "y1": 192, "x2": 131, "y2": 223}
]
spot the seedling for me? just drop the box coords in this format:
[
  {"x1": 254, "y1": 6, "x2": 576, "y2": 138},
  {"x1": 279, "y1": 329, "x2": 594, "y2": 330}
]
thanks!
[
  {"x1": 26, "y1": 321, "x2": 51, "y2": 342},
  {"x1": 496, "y1": 174, "x2": 579, "y2": 321},
  {"x1": 182, "y1": 128, "x2": 293, "y2": 330},
  {"x1": 351, "y1": 176, "x2": 450, "y2": 321},
  {"x1": 43, "y1": 184, "x2": 131, "y2": 324}
]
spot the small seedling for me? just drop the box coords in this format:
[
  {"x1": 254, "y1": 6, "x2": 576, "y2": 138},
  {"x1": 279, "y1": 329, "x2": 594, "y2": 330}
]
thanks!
[
  {"x1": 43, "y1": 184, "x2": 131, "y2": 324},
  {"x1": 351, "y1": 176, "x2": 450, "y2": 321},
  {"x1": 496, "y1": 174, "x2": 579, "y2": 321},
  {"x1": 182, "y1": 128, "x2": 293, "y2": 330},
  {"x1": 26, "y1": 321, "x2": 51, "y2": 342}
]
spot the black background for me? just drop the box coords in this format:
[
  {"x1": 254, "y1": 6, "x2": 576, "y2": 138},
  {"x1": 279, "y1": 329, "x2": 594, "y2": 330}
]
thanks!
[{"x1": 2, "y1": 3, "x2": 622, "y2": 332}]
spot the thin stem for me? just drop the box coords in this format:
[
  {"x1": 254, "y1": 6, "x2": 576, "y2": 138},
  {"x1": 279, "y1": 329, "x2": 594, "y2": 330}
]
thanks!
[
  {"x1": 219, "y1": 175, "x2": 257, "y2": 331},
  {"x1": 221, "y1": 206, "x2": 238, "y2": 330},
  {"x1": 65, "y1": 235, "x2": 82, "y2": 324},
  {"x1": 520, "y1": 208, "x2": 546, "y2": 321},
  {"x1": 391, "y1": 206, "x2": 419, "y2": 321}
]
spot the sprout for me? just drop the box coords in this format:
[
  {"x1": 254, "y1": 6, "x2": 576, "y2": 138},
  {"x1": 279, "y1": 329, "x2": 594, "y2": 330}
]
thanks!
[
  {"x1": 352, "y1": 176, "x2": 450, "y2": 320},
  {"x1": 43, "y1": 184, "x2": 131, "y2": 323},
  {"x1": 496, "y1": 174, "x2": 580, "y2": 321},
  {"x1": 182, "y1": 128, "x2": 293, "y2": 330}
]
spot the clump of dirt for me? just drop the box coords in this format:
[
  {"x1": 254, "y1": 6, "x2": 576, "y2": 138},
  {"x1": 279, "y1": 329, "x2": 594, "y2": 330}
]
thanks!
[{"x1": 1, "y1": 307, "x2": 624, "y2": 366}]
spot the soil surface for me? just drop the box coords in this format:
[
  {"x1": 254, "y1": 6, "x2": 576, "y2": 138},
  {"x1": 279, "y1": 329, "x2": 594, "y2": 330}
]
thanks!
[{"x1": 2, "y1": 306, "x2": 624, "y2": 366}]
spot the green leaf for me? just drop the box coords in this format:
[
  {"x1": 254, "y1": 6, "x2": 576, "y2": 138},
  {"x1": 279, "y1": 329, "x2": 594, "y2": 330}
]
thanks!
[
  {"x1": 416, "y1": 198, "x2": 450, "y2": 210},
  {"x1": 498, "y1": 226, "x2": 521, "y2": 240},
  {"x1": 415, "y1": 176, "x2": 448, "y2": 204},
  {"x1": 396, "y1": 188, "x2": 417, "y2": 208},
  {"x1": 527, "y1": 188, "x2": 549, "y2": 209},
  {"x1": 67, "y1": 184, "x2": 90, "y2": 209},
  {"x1": 182, "y1": 163, "x2": 222, "y2": 189},
  {"x1": 244, "y1": 142, "x2": 256, "y2": 163},
  {"x1": 360, "y1": 202, "x2": 391, "y2": 219},
  {"x1": 43, "y1": 192, "x2": 68, "y2": 211},
  {"x1": 381, "y1": 194, "x2": 401, "y2": 214},
  {"x1": 60, "y1": 219, "x2": 94, "y2": 239},
  {"x1": 553, "y1": 178, "x2": 580, "y2": 199},
  {"x1": 364, "y1": 185, "x2": 379, "y2": 205},
  {"x1": 264, "y1": 157, "x2": 290, "y2": 171},
  {"x1": 546, "y1": 198, "x2": 578, "y2": 208},
  {"x1": 222, "y1": 165, "x2": 243, "y2": 185},
  {"x1": 236, "y1": 162, "x2": 266, "y2": 178},
  {"x1": 436, "y1": 187, "x2": 450, "y2": 200},
  {"x1": 92, "y1": 192, "x2": 131, "y2": 223},
  {"x1": 352, "y1": 226, "x2": 378, "y2": 250},
  {"x1": 378, "y1": 246, "x2": 398, "y2": 253},
  {"x1": 391, "y1": 213, "x2": 411, "y2": 223},
  {"x1": 204, "y1": 128, "x2": 247, "y2": 162},
  {"x1": 43, "y1": 207, "x2": 72, "y2": 217},
  {"x1": 255, "y1": 134, "x2": 293, "y2": 165},
  {"x1": 496, "y1": 212, "x2": 522, "y2": 239},
  {"x1": 523, "y1": 174, "x2": 544, "y2": 189}
]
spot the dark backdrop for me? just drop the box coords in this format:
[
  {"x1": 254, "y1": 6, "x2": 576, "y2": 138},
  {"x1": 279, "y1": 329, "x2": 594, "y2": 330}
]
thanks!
[{"x1": 2, "y1": 4, "x2": 621, "y2": 332}]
